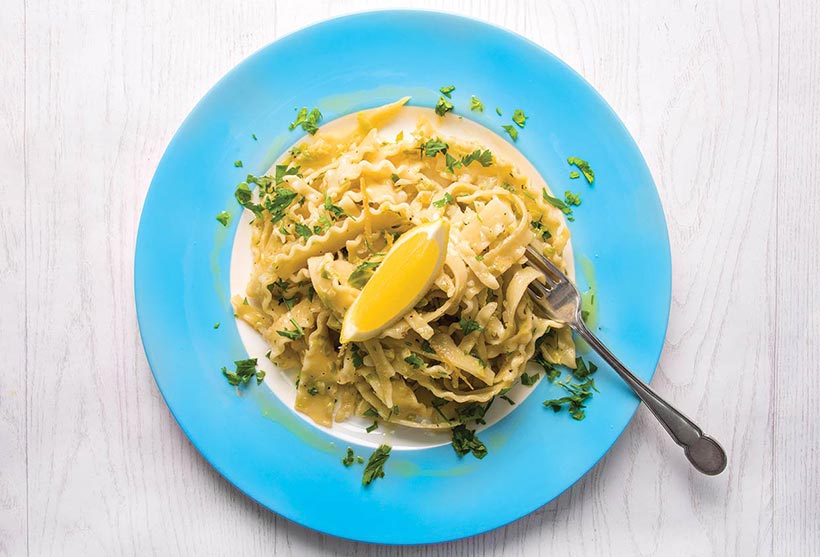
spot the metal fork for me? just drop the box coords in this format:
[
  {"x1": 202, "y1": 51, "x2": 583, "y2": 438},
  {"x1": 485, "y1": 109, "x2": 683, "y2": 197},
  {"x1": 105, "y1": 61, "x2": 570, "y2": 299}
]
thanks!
[{"x1": 524, "y1": 246, "x2": 727, "y2": 475}]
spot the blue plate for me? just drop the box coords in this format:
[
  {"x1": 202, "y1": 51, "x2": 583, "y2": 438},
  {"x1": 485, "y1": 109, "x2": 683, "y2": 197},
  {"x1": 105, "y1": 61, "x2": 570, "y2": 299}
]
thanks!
[{"x1": 135, "y1": 11, "x2": 670, "y2": 544}]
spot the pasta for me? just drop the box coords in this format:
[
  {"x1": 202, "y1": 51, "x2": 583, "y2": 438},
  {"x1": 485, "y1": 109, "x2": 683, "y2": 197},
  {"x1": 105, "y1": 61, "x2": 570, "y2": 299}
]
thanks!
[{"x1": 233, "y1": 98, "x2": 576, "y2": 429}]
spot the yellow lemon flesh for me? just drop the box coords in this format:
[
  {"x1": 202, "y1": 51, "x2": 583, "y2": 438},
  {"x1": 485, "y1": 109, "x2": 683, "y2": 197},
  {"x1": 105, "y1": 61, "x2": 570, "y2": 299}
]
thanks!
[{"x1": 340, "y1": 220, "x2": 450, "y2": 343}]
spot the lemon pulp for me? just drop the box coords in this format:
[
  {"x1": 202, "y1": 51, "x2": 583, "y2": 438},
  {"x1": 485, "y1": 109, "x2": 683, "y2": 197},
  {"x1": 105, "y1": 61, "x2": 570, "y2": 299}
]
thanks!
[{"x1": 340, "y1": 220, "x2": 450, "y2": 343}]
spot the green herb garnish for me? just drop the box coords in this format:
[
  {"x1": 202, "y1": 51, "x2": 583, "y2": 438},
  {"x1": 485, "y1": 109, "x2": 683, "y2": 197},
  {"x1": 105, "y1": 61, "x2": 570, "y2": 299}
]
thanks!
[
  {"x1": 459, "y1": 318, "x2": 483, "y2": 335},
  {"x1": 435, "y1": 96, "x2": 454, "y2": 116},
  {"x1": 276, "y1": 318, "x2": 305, "y2": 340},
  {"x1": 461, "y1": 149, "x2": 493, "y2": 167},
  {"x1": 451, "y1": 424, "x2": 488, "y2": 459},
  {"x1": 351, "y1": 344, "x2": 365, "y2": 368},
  {"x1": 421, "y1": 340, "x2": 436, "y2": 354},
  {"x1": 234, "y1": 183, "x2": 264, "y2": 218},
  {"x1": 543, "y1": 376, "x2": 597, "y2": 420},
  {"x1": 215, "y1": 211, "x2": 231, "y2": 226},
  {"x1": 362, "y1": 444, "x2": 392, "y2": 486},
  {"x1": 294, "y1": 222, "x2": 312, "y2": 241},
  {"x1": 502, "y1": 124, "x2": 518, "y2": 141},
  {"x1": 543, "y1": 188, "x2": 573, "y2": 215},
  {"x1": 391, "y1": 173, "x2": 400, "y2": 183},
  {"x1": 404, "y1": 354, "x2": 425, "y2": 369},
  {"x1": 274, "y1": 164, "x2": 301, "y2": 185},
  {"x1": 348, "y1": 259, "x2": 382, "y2": 289},
  {"x1": 366, "y1": 421, "x2": 379, "y2": 433},
  {"x1": 221, "y1": 358, "x2": 262, "y2": 387},
  {"x1": 289, "y1": 107, "x2": 323, "y2": 135},
  {"x1": 567, "y1": 156, "x2": 594, "y2": 184},
  {"x1": 264, "y1": 187, "x2": 298, "y2": 224},
  {"x1": 530, "y1": 219, "x2": 552, "y2": 241},
  {"x1": 421, "y1": 138, "x2": 448, "y2": 157},
  {"x1": 521, "y1": 372, "x2": 539, "y2": 386},
  {"x1": 433, "y1": 192, "x2": 454, "y2": 207},
  {"x1": 512, "y1": 109, "x2": 528, "y2": 128},
  {"x1": 445, "y1": 153, "x2": 462, "y2": 173},
  {"x1": 342, "y1": 448, "x2": 356, "y2": 467},
  {"x1": 439, "y1": 85, "x2": 456, "y2": 98},
  {"x1": 470, "y1": 96, "x2": 484, "y2": 112},
  {"x1": 324, "y1": 193, "x2": 346, "y2": 219},
  {"x1": 495, "y1": 107, "x2": 502, "y2": 116},
  {"x1": 252, "y1": 133, "x2": 258, "y2": 141},
  {"x1": 213, "y1": 322, "x2": 220, "y2": 329},
  {"x1": 564, "y1": 191, "x2": 582, "y2": 207},
  {"x1": 569, "y1": 171, "x2": 581, "y2": 179},
  {"x1": 234, "y1": 160, "x2": 243, "y2": 168}
]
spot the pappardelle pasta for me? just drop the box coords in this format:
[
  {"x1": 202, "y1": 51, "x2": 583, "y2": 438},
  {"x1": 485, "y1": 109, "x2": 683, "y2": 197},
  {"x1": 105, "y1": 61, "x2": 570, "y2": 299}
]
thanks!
[{"x1": 233, "y1": 98, "x2": 576, "y2": 429}]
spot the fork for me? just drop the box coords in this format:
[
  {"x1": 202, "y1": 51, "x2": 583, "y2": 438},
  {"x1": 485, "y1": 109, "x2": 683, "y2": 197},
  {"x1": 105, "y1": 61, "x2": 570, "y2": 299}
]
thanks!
[{"x1": 524, "y1": 246, "x2": 727, "y2": 475}]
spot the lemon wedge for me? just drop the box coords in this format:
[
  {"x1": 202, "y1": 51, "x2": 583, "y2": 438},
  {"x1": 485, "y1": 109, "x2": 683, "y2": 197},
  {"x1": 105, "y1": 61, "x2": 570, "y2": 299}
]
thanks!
[{"x1": 340, "y1": 220, "x2": 450, "y2": 343}]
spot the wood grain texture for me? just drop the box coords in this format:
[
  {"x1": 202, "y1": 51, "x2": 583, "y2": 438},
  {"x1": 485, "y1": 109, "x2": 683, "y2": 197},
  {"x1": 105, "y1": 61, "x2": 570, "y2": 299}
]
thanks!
[
  {"x1": 776, "y1": 0, "x2": 820, "y2": 555},
  {"x1": 1, "y1": 0, "x2": 815, "y2": 555},
  {"x1": 0, "y1": 1, "x2": 28, "y2": 556}
]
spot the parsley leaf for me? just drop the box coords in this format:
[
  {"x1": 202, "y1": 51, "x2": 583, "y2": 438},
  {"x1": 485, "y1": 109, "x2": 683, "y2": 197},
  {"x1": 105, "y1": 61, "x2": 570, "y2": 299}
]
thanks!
[
  {"x1": 531, "y1": 219, "x2": 552, "y2": 241},
  {"x1": 564, "y1": 191, "x2": 582, "y2": 207},
  {"x1": 543, "y1": 377, "x2": 597, "y2": 420},
  {"x1": 252, "y1": 133, "x2": 258, "y2": 141},
  {"x1": 569, "y1": 171, "x2": 581, "y2": 179},
  {"x1": 390, "y1": 173, "x2": 400, "y2": 183},
  {"x1": 213, "y1": 322, "x2": 220, "y2": 329},
  {"x1": 433, "y1": 192, "x2": 454, "y2": 207},
  {"x1": 289, "y1": 107, "x2": 323, "y2": 135},
  {"x1": 512, "y1": 109, "x2": 528, "y2": 128},
  {"x1": 348, "y1": 259, "x2": 382, "y2": 289},
  {"x1": 461, "y1": 149, "x2": 493, "y2": 167},
  {"x1": 215, "y1": 211, "x2": 231, "y2": 227},
  {"x1": 421, "y1": 340, "x2": 436, "y2": 354},
  {"x1": 264, "y1": 187, "x2": 298, "y2": 224},
  {"x1": 534, "y1": 354, "x2": 562, "y2": 382},
  {"x1": 276, "y1": 318, "x2": 305, "y2": 340},
  {"x1": 323, "y1": 193, "x2": 346, "y2": 219},
  {"x1": 495, "y1": 107, "x2": 502, "y2": 116},
  {"x1": 567, "y1": 156, "x2": 594, "y2": 184},
  {"x1": 234, "y1": 183, "x2": 264, "y2": 218},
  {"x1": 274, "y1": 164, "x2": 301, "y2": 185},
  {"x1": 435, "y1": 96, "x2": 454, "y2": 116},
  {"x1": 362, "y1": 444, "x2": 391, "y2": 486},
  {"x1": 445, "y1": 153, "x2": 463, "y2": 173},
  {"x1": 521, "y1": 372, "x2": 539, "y2": 386},
  {"x1": 294, "y1": 222, "x2": 312, "y2": 241},
  {"x1": 234, "y1": 160, "x2": 243, "y2": 168},
  {"x1": 451, "y1": 424, "x2": 488, "y2": 459},
  {"x1": 342, "y1": 447, "x2": 356, "y2": 467},
  {"x1": 404, "y1": 354, "x2": 425, "y2": 369},
  {"x1": 351, "y1": 344, "x2": 365, "y2": 368},
  {"x1": 439, "y1": 85, "x2": 456, "y2": 98},
  {"x1": 502, "y1": 124, "x2": 519, "y2": 141},
  {"x1": 470, "y1": 95, "x2": 484, "y2": 112},
  {"x1": 543, "y1": 188, "x2": 573, "y2": 215},
  {"x1": 421, "y1": 138, "x2": 448, "y2": 157},
  {"x1": 221, "y1": 358, "x2": 261, "y2": 387},
  {"x1": 459, "y1": 318, "x2": 483, "y2": 335},
  {"x1": 366, "y1": 421, "x2": 379, "y2": 433}
]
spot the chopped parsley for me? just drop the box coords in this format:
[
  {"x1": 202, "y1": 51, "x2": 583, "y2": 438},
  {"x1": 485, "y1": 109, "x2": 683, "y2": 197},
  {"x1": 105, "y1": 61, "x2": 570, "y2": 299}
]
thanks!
[
  {"x1": 569, "y1": 171, "x2": 581, "y2": 179},
  {"x1": 213, "y1": 322, "x2": 220, "y2": 329},
  {"x1": 462, "y1": 149, "x2": 493, "y2": 167},
  {"x1": 534, "y1": 354, "x2": 562, "y2": 382},
  {"x1": 531, "y1": 219, "x2": 552, "y2": 241},
  {"x1": 567, "y1": 156, "x2": 594, "y2": 184},
  {"x1": 421, "y1": 138, "x2": 449, "y2": 157},
  {"x1": 459, "y1": 318, "x2": 483, "y2": 335},
  {"x1": 307, "y1": 386, "x2": 319, "y2": 396},
  {"x1": 289, "y1": 107, "x2": 323, "y2": 135},
  {"x1": 366, "y1": 421, "x2": 379, "y2": 433},
  {"x1": 564, "y1": 191, "x2": 582, "y2": 207},
  {"x1": 433, "y1": 192, "x2": 454, "y2": 207},
  {"x1": 276, "y1": 318, "x2": 305, "y2": 340},
  {"x1": 451, "y1": 424, "x2": 488, "y2": 459},
  {"x1": 362, "y1": 444, "x2": 391, "y2": 486},
  {"x1": 234, "y1": 183, "x2": 264, "y2": 218},
  {"x1": 351, "y1": 344, "x2": 365, "y2": 368},
  {"x1": 363, "y1": 408, "x2": 379, "y2": 418},
  {"x1": 470, "y1": 95, "x2": 484, "y2": 112},
  {"x1": 264, "y1": 187, "x2": 298, "y2": 224},
  {"x1": 391, "y1": 173, "x2": 400, "y2": 183},
  {"x1": 215, "y1": 211, "x2": 231, "y2": 227},
  {"x1": 421, "y1": 340, "x2": 436, "y2": 354},
  {"x1": 404, "y1": 354, "x2": 425, "y2": 369},
  {"x1": 348, "y1": 259, "x2": 382, "y2": 289},
  {"x1": 252, "y1": 133, "x2": 258, "y2": 141},
  {"x1": 221, "y1": 358, "x2": 264, "y2": 387},
  {"x1": 573, "y1": 357, "x2": 599, "y2": 379},
  {"x1": 445, "y1": 153, "x2": 462, "y2": 173},
  {"x1": 342, "y1": 447, "x2": 357, "y2": 467},
  {"x1": 323, "y1": 193, "x2": 346, "y2": 219},
  {"x1": 543, "y1": 376, "x2": 597, "y2": 420},
  {"x1": 274, "y1": 164, "x2": 301, "y2": 185},
  {"x1": 439, "y1": 85, "x2": 456, "y2": 98},
  {"x1": 234, "y1": 160, "x2": 243, "y2": 168},
  {"x1": 512, "y1": 109, "x2": 528, "y2": 128},
  {"x1": 502, "y1": 124, "x2": 518, "y2": 141},
  {"x1": 435, "y1": 96, "x2": 454, "y2": 116},
  {"x1": 543, "y1": 188, "x2": 573, "y2": 215},
  {"x1": 294, "y1": 222, "x2": 312, "y2": 241},
  {"x1": 495, "y1": 107, "x2": 502, "y2": 116},
  {"x1": 521, "y1": 371, "x2": 539, "y2": 386}
]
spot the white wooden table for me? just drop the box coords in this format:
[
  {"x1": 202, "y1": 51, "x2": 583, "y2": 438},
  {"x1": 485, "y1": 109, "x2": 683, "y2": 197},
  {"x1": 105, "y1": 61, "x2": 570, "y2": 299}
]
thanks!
[{"x1": 1, "y1": 1, "x2": 817, "y2": 555}]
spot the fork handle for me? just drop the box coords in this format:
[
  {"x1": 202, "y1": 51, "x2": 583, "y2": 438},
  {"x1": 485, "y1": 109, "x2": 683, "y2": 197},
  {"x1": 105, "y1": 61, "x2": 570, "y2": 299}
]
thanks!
[{"x1": 574, "y1": 323, "x2": 727, "y2": 476}]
